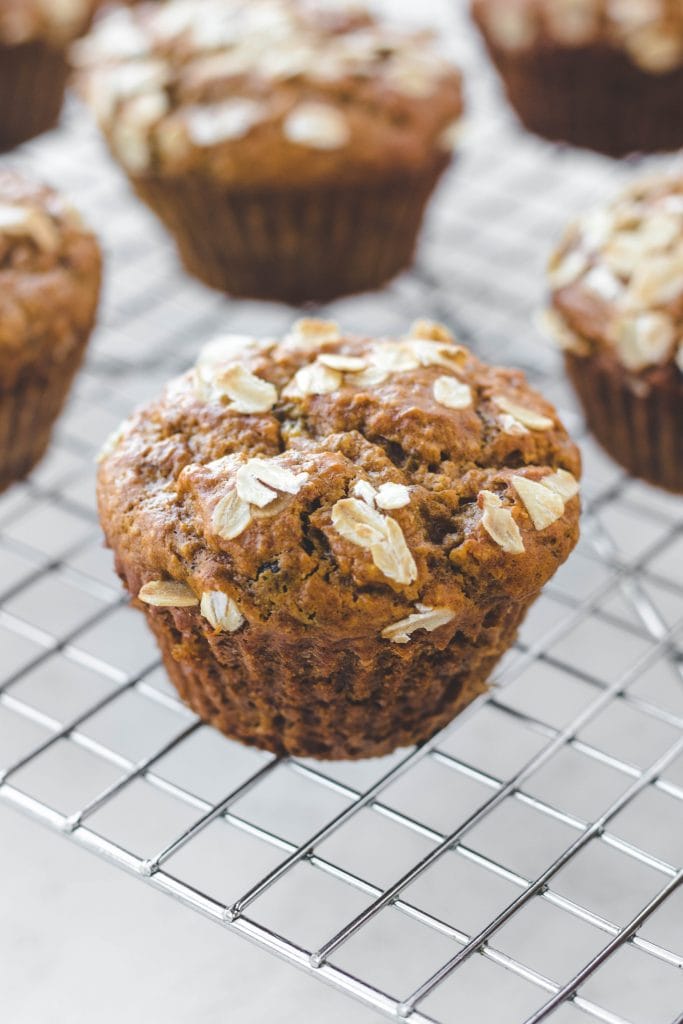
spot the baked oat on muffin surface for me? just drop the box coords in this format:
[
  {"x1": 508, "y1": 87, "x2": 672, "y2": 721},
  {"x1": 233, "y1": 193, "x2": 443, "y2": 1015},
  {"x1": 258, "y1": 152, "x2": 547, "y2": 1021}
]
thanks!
[
  {"x1": 98, "y1": 319, "x2": 581, "y2": 760},
  {"x1": 471, "y1": 0, "x2": 683, "y2": 155},
  {"x1": 72, "y1": 0, "x2": 464, "y2": 301},
  {"x1": 0, "y1": 0, "x2": 98, "y2": 149},
  {"x1": 0, "y1": 170, "x2": 101, "y2": 491},
  {"x1": 546, "y1": 173, "x2": 683, "y2": 492}
]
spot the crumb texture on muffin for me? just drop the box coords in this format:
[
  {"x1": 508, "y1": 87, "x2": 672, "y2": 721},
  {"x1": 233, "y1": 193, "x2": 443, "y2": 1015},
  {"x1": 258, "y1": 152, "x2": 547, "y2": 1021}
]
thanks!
[
  {"x1": 472, "y1": 0, "x2": 683, "y2": 73},
  {"x1": 98, "y1": 320, "x2": 581, "y2": 758},
  {"x1": 99, "y1": 318, "x2": 581, "y2": 636},
  {"x1": 72, "y1": 0, "x2": 463, "y2": 182}
]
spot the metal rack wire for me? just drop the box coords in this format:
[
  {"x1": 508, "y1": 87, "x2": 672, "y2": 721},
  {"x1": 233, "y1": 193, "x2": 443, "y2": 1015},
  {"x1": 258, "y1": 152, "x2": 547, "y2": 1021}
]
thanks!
[{"x1": 1, "y1": 3, "x2": 682, "y2": 1022}]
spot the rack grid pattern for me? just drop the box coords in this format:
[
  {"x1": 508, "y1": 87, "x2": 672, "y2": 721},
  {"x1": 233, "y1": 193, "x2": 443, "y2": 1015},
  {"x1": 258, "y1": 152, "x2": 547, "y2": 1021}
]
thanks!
[{"x1": 1, "y1": 5, "x2": 682, "y2": 1022}]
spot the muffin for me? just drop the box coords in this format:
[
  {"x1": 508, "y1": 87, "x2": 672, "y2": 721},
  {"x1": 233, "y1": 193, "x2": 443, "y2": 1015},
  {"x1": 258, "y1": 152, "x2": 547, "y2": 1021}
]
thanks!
[
  {"x1": 0, "y1": 0, "x2": 98, "y2": 150},
  {"x1": 545, "y1": 174, "x2": 683, "y2": 493},
  {"x1": 471, "y1": 0, "x2": 683, "y2": 156},
  {"x1": 97, "y1": 318, "x2": 581, "y2": 760},
  {"x1": 0, "y1": 171, "x2": 102, "y2": 492},
  {"x1": 72, "y1": 0, "x2": 464, "y2": 303}
]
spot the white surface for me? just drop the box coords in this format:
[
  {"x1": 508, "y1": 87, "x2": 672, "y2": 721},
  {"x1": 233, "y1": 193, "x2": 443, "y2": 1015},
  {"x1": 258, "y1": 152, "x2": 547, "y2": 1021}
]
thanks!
[{"x1": 1, "y1": 807, "x2": 385, "y2": 1024}]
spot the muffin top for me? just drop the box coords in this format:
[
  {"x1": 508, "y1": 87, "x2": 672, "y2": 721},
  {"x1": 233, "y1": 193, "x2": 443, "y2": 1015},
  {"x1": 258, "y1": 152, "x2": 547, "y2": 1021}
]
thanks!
[
  {"x1": 72, "y1": 0, "x2": 464, "y2": 182},
  {"x1": 472, "y1": 0, "x2": 683, "y2": 73},
  {"x1": 0, "y1": 170, "x2": 102, "y2": 381},
  {"x1": 0, "y1": 0, "x2": 97, "y2": 46},
  {"x1": 546, "y1": 173, "x2": 683, "y2": 376},
  {"x1": 98, "y1": 319, "x2": 581, "y2": 644}
]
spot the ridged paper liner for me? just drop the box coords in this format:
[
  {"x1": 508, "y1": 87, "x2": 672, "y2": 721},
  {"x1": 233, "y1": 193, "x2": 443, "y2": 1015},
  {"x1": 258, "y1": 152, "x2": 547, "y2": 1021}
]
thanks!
[
  {"x1": 566, "y1": 352, "x2": 683, "y2": 493},
  {"x1": 0, "y1": 41, "x2": 69, "y2": 151},
  {"x1": 107, "y1": 552, "x2": 538, "y2": 759},
  {"x1": 473, "y1": 25, "x2": 683, "y2": 156},
  {"x1": 0, "y1": 341, "x2": 89, "y2": 494},
  {"x1": 131, "y1": 162, "x2": 449, "y2": 303}
]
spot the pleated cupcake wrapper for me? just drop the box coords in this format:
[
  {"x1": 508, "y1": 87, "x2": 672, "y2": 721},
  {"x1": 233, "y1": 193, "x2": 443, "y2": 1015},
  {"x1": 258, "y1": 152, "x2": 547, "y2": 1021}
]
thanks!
[
  {"x1": 0, "y1": 40, "x2": 69, "y2": 151},
  {"x1": 145, "y1": 608, "x2": 523, "y2": 760},
  {"x1": 566, "y1": 353, "x2": 683, "y2": 494},
  {"x1": 0, "y1": 344, "x2": 88, "y2": 494},
  {"x1": 476, "y1": 32, "x2": 683, "y2": 156},
  {"x1": 132, "y1": 164, "x2": 448, "y2": 303},
  {"x1": 109, "y1": 550, "x2": 535, "y2": 759}
]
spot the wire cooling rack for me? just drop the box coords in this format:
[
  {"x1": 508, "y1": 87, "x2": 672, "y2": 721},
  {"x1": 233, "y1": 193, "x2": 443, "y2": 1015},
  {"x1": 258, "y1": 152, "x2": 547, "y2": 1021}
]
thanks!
[{"x1": 1, "y1": 4, "x2": 682, "y2": 1022}]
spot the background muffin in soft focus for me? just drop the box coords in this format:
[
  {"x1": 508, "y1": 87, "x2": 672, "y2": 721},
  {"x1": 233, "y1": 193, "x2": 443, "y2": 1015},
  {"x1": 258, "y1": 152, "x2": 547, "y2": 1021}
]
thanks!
[
  {"x1": 0, "y1": 0, "x2": 99, "y2": 150},
  {"x1": 471, "y1": 0, "x2": 683, "y2": 156},
  {"x1": 0, "y1": 169, "x2": 101, "y2": 490},
  {"x1": 545, "y1": 172, "x2": 683, "y2": 492},
  {"x1": 72, "y1": 0, "x2": 464, "y2": 303}
]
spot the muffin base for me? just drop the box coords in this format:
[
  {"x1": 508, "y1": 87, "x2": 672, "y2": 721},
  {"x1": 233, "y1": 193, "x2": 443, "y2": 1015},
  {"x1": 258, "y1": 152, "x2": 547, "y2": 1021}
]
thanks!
[
  {"x1": 566, "y1": 352, "x2": 683, "y2": 493},
  {"x1": 131, "y1": 164, "x2": 449, "y2": 304},
  {"x1": 0, "y1": 342, "x2": 89, "y2": 494},
  {"x1": 122, "y1": 572, "x2": 531, "y2": 760},
  {"x1": 0, "y1": 41, "x2": 69, "y2": 151},
  {"x1": 476, "y1": 35, "x2": 683, "y2": 156}
]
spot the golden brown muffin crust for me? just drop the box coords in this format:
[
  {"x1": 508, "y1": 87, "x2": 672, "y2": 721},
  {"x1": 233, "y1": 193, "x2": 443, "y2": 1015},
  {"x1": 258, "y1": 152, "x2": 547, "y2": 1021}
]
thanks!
[
  {"x1": 98, "y1": 320, "x2": 581, "y2": 648},
  {"x1": 72, "y1": 0, "x2": 464, "y2": 184},
  {"x1": 0, "y1": 170, "x2": 102, "y2": 386}
]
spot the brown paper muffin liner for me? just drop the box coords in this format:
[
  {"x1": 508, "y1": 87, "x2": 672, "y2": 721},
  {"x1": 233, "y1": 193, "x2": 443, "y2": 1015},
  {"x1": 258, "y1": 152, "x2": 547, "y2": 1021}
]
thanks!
[
  {"x1": 0, "y1": 41, "x2": 70, "y2": 151},
  {"x1": 131, "y1": 161, "x2": 449, "y2": 304},
  {"x1": 566, "y1": 352, "x2": 683, "y2": 494},
  {"x1": 0, "y1": 341, "x2": 89, "y2": 494},
  {"x1": 114, "y1": 549, "x2": 533, "y2": 759},
  {"x1": 475, "y1": 35, "x2": 683, "y2": 156}
]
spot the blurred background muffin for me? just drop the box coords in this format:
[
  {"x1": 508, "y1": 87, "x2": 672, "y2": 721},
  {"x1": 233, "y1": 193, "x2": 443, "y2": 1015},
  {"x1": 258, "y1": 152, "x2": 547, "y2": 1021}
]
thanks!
[
  {"x1": 97, "y1": 318, "x2": 580, "y2": 760},
  {"x1": 0, "y1": 170, "x2": 101, "y2": 491},
  {"x1": 0, "y1": 0, "x2": 98, "y2": 150},
  {"x1": 545, "y1": 172, "x2": 683, "y2": 492},
  {"x1": 471, "y1": 0, "x2": 683, "y2": 156},
  {"x1": 72, "y1": 0, "x2": 464, "y2": 303}
]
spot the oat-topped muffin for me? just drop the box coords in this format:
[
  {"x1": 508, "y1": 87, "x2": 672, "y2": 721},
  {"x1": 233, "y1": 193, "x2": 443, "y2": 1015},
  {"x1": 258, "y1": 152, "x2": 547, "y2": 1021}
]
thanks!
[
  {"x1": 546, "y1": 173, "x2": 683, "y2": 492},
  {"x1": 73, "y1": 0, "x2": 464, "y2": 302},
  {"x1": 0, "y1": 170, "x2": 101, "y2": 491},
  {"x1": 97, "y1": 319, "x2": 580, "y2": 760},
  {"x1": 471, "y1": 0, "x2": 683, "y2": 155},
  {"x1": 0, "y1": 0, "x2": 98, "y2": 149}
]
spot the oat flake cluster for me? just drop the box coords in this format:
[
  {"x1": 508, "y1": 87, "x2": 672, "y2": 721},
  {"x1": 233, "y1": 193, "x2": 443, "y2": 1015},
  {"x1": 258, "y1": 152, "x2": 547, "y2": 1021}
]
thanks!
[
  {"x1": 101, "y1": 319, "x2": 581, "y2": 647},
  {"x1": 73, "y1": 0, "x2": 461, "y2": 173},
  {"x1": 547, "y1": 175, "x2": 683, "y2": 373},
  {"x1": 0, "y1": 201, "x2": 63, "y2": 255},
  {"x1": 477, "y1": 0, "x2": 683, "y2": 72},
  {"x1": 0, "y1": 189, "x2": 81, "y2": 259}
]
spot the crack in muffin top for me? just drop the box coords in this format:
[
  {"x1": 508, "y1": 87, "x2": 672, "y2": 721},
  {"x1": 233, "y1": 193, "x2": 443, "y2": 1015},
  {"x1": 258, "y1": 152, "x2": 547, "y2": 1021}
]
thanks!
[
  {"x1": 97, "y1": 319, "x2": 581, "y2": 641},
  {"x1": 72, "y1": 0, "x2": 463, "y2": 182},
  {"x1": 0, "y1": 170, "x2": 101, "y2": 375},
  {"x1": 545, "y1": 172, "x2": 683, "y2": 375},
  {"x1": 472, "y1": 0, "x2": 683, "y2": 72},
  {"x1": 0, "y1": 0, "x2": 96, "y2": 46}
]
